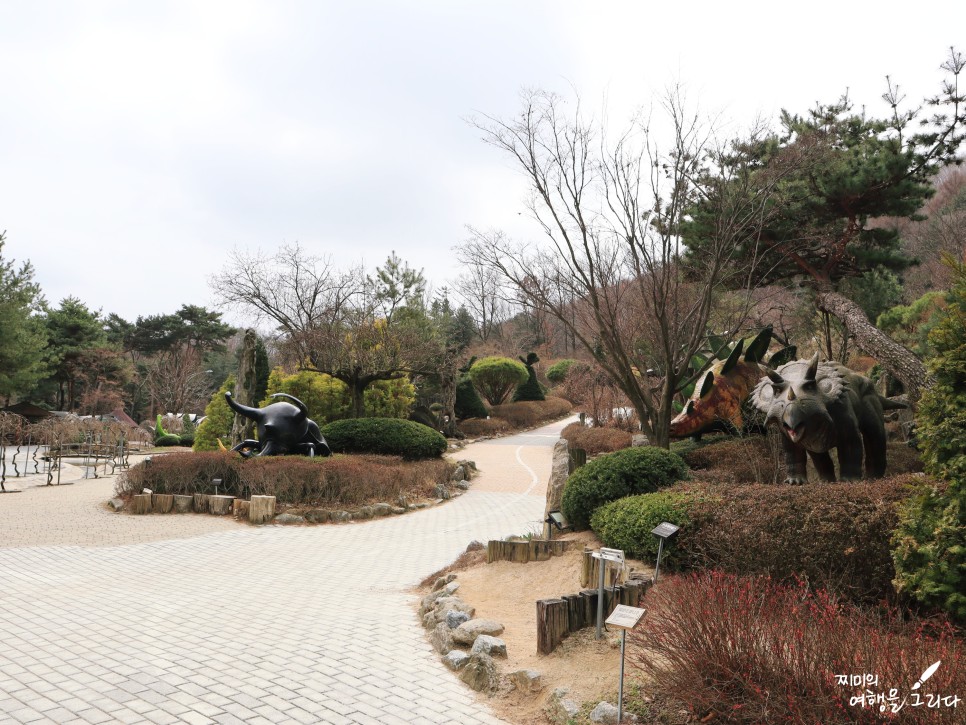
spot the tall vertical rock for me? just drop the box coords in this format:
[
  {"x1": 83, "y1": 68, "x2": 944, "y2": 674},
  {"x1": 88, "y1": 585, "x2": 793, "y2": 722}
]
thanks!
[{"x1": 231, "y1": 329, "x2": 258, "y2": 445}]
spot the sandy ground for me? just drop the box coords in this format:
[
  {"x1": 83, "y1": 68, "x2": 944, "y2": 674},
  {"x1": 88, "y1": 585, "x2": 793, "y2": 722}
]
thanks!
[{"x1": 430, "y1": 531, "x2": 653, "y2": 725}]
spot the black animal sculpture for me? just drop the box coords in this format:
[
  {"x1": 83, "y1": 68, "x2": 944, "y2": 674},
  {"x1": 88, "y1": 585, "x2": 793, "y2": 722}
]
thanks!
[
  {"x1": 750, "y1": 353, "x2": 905, "y2": 483},
  {"x1": 225, "y1": 392, "x2": 331, "y2": 458}
]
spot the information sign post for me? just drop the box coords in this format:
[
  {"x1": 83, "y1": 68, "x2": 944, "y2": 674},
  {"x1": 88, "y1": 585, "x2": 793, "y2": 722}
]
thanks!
[
  {"x1": 650, "y1": 522, "x2": 680, "y2": 582},
  {"x1": 591, "y1": 547, "x2": 624, "y2": 639},
  {"x1": 605, "y1": 604, "x2": 647, "y2": 724}
]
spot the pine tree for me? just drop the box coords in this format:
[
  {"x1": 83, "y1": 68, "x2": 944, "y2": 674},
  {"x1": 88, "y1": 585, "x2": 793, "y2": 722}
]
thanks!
[{"x1": 193, "y1": 375, "x2": 236, "y2": 451}]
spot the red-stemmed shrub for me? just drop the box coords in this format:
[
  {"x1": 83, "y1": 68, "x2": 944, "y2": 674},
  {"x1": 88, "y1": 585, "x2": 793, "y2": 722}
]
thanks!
[
  {"x1": 632, "y1": 572, "x2": 965, "y2": 724},
  {"x1": 561, "y1": 422, "x2": 632, "y2": 455}
]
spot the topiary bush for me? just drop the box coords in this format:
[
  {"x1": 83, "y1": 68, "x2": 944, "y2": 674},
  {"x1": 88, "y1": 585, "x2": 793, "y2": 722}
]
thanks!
[
  {"x1": 154, "y1": 434, "x2": 183, "y2": 447},
  {"x1": 455, "y1": 376, "x2": 488, "y2": 419},
  {"x1": 545, "y1": 358, "x2": 578, "y2": 385},
  {"x1": 893, "y1": 256, "x2": 966, "y2": 621},
  {"x1": 262, "y1": 368, "x2": 416, "y2": 422},
  {"x1": 512, "y1": 352, "x2": 545, "y2": 402},
  {"x1": 194, "y1": 375, "x2": 235, "y2": 451},
  {"x1": 468, "y1": 356, "x2": 528, "y2": 406},
  {"x1": 590, "y1": 490, "x2": 706, "y2": 562},
  {"x1": 561, "y1": 446, "x2": 688, "y2": 529},
  {"x1": 321, "y1": 418, "x2": 447, "y2": 459}
]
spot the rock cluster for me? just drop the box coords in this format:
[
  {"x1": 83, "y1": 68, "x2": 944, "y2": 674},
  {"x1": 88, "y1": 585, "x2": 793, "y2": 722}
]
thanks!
[{"x1": 418, "y1": 550, "x2": 542, "y2": 696}]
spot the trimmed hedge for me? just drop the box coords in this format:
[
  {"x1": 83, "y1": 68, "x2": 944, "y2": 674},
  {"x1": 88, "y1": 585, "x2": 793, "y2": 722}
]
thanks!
[
  {"x1": 115, "y1": 451, "x2": 453, "y2": 506},
  {"x1": 468, "y1": 356, "x2": 528, "y2": 405},
  {"x1": 561, "y1": 446, "x2": 688, "y2": 529},
  {"x1": 155, "y1": 434, "x2": 183, "y2": 447},
  {"x1": 321, "y1": 418, "x2": 447, "y2": 459},
  {"x1": 561, "y1": 422, "x2": 631, "y2": 455},
  {"x1": 681, "y1": 475, "x2": 924, "y2": 605},
  {"x1": 455, "y1": 376, "x2": 488, "y2": 419},
  {"x1": 590, "y1": 490, "x2": 707, "y2": 562}
]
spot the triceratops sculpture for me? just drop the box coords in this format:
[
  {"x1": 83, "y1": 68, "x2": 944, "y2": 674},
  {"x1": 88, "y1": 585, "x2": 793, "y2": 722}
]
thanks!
[
  {"x1": 225, "y1": 392, "x2": 331, "y2": 458},
  {"x1": 750, "y1": 353, "x2": 904, "y2": 483}
]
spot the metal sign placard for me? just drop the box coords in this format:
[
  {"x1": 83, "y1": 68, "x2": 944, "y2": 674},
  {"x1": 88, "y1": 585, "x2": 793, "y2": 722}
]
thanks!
[
  {"x1": 592, "y1": 547, "x2": 625, "y2": 563},
  {"x1": 605, "y1": 605, "x2": 646, "y2": 630},
  {"x1": 651, "y1": 522, "x2": 679, "y2": 539}
]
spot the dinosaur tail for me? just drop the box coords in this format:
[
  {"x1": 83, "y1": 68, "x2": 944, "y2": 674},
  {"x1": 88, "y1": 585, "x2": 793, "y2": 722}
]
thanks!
[{"x1": 880, "y1": 395, "x2": 909, "y2": 411}]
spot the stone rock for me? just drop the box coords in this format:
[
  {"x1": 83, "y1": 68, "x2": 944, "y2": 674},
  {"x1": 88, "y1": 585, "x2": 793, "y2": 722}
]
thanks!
[
  {"x1": 456, "y1": 480, "x2": 470, "y2": 490},
  {"x1": 304, "y1": 509, "x2": 329, "y2": 523},
  {"x1": 508, "y1": 669, "x2": 542, "y2": 693},
  {"x1": 433, "y1": 598, "x2": 475, "y2": 623},
  {"x1": 590, "y1": 701, "x2": 619, "y2": 724},
  {"x1": 355, "y1": 506, "x2": 374, "y2": 520},
  {"x1": 422, "y1": 612, "x2": 435, "y2": 629},
  {"x1": 452, "y1": 619, "x2": 505, "y2": 646},
  {"x1": 432, "y1": 484, "x2": 451, "y2": 500},
  {"x1": 419, "y1": 589, "x2": 448, "y2": 616},
  {"x1": 391, "y1": 506, "x2": 406, "y2": 515},
  {"x1": 108, "y1": 498, "x2": 125, "y2": 512},
  {"x1": 442, "y1": 650, "x2": 470, "y2": 671},
  {"x1": 465, "y1": 540, "x2": 484, "y2": 552},
  {"x1": 372, "y1": 502, "x2": 391, "y2": 516},
  {"x1": 457, "y1": 459, "x2": 477, "y2": 472},
  {"x1": 450, "y1": 465, "x2": 466, "y2": 481},
  {"x1": 548, "y1": 689, "x2": 580, "y2": 720},
  {"x1": 471, "y1": 635, "x2": 507, "y2": 658},
  {"x1": 445, "y1": 610, "x2": 470, "y2": 629},
  {"x1": 459, "y1": 653, "x2": 498, "y2": 692},
  {"x1": 330, "y1": 510, "x2": 351, "y2": 522},
  {"x1": 272, "y1": 513, "x2": 304, "y2": 525},
  {"x1": 396, "y1": 495, "x2": 408, "y2": 508},
  {"x1": 444, "y1": 581, "x2": 460, "y2": 595},
  {"x1": 432, "y1": 573, "x2": 457, "y2": 591},
  {"x1": 543, "y1": 438, "x2": 570, "y2": 536},
  {"x1": 631, "y1": 433, "x2": 649, "y2": 447},
  {"x1": 413, "y1": 502, "x2": 429, "y2": 509},
  {"x1": 430, "y1": 623, "x2": 454, "y2": 654}
]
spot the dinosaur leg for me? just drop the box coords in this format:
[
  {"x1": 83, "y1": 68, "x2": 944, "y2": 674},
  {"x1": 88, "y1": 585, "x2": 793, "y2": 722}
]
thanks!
[
  {"x1": 231, "y1": 440, "x2": 261, "y2": 459},
  {"x1": 858, "y1": 410, "x2": 888, "y2": 478},
  {"x1": 782, "y1": 436, "x2": 808, "y2": 484},
  {"x1": 836, "y1": 432, "x2": 864, "y2": 480},
  {"x1": 809, "y1": 450, "x2": 836, "y2": 482},
  {"x1": 257, "y1": 441, "x2": 281, "y2": 456}
]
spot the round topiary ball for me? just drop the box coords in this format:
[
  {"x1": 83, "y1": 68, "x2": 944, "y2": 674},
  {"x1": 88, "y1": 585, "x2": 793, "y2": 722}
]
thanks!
[
  {"x1": 321, "y1": 418, "x2": 447, "y2": 459},
  {"x1": 561, "y1": 446, "x2": 688, "y2": 529}
]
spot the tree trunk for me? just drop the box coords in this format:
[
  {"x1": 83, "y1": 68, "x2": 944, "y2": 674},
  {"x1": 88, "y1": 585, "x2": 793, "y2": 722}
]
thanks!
[
  {"x1": 350, "y1": 381, "x2": 365, "y2": 418},
  {"x1": 816, "y1": 290, "x2": 932, "y2": 405},
  {"x1": 231, "y1": 329, "x2": 258, "y2": 445}
]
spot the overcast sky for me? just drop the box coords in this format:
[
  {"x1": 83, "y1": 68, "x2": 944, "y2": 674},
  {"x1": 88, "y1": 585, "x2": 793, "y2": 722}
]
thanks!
[{"x1": 1, "y1": 1, "x2": 963, "y2": 323}]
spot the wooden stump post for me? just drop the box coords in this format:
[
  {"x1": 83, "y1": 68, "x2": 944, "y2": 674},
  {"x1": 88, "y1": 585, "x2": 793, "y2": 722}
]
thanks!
[
  {"x1": 209, "y1": 495, "x2": 234, "y2": 515},
  {"x1": 193, "y1": 493, "x2": 210, "y2": 513},
  {"x1": 233, "y1": 499, "x2": 250, "y2": 517},
  {"x1": 536, "y1": 598, "x2": 569, "y2": 655},
  {"x1": 172, "y1": 495, "x2": 193, "y2": 513},
  {"x1": 249, "y1": 495, "x2": 275, "y2": 524},
  {"x1": 133, "y1": 493, "x2": 152, "y2": 515},
  {"x1": 152, "y1": 494, "x2": 174, "y2": 513}
]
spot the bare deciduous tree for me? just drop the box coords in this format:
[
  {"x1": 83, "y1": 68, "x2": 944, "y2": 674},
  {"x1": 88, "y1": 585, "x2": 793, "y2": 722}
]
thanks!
[{"x1": 463, "y1": 89, "x2": 772, "y2": 446}]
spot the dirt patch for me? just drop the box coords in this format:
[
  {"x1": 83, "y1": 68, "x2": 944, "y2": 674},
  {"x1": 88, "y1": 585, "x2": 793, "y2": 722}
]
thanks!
[{"x1": 422, "y1": 532, "x2": 653, "y2": 724}]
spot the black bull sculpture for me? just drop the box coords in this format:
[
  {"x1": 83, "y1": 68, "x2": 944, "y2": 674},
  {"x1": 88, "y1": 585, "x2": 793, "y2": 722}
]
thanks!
[{"x1": 225, "y1": 392, "x2": 331, "y2": 458}]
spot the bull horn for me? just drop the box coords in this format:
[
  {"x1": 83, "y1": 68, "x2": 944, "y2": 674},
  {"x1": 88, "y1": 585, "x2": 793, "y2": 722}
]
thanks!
[
  {"x1": 805, "y1": 352, "x2": 820, "y2": 381},
  {"x1": 225, "y1": 392, "x2": 265, "y2": 422},
  {"x1": 270, "y1": 393, "x2": 308, "y2": 421},
  {"x1": 765, "y1": 368, "x2": 785, "y2": 385}
]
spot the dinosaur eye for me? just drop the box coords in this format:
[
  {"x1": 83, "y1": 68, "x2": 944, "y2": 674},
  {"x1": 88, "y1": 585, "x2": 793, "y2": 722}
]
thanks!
[{"x1": 772, "y1": 385, "x2": 783, "y2": 397}]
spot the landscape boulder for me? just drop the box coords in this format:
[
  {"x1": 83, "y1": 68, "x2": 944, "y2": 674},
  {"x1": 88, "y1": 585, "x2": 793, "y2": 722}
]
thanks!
[
  {"x1": 452, "y1": 619, "x2": 505, "y2": 646},
  {"x1": 470, "y1": 635, "x2": 506, "y2": 658},
  {"x1": 459, "y1": 653, "x2": 499, "y2": 692}
]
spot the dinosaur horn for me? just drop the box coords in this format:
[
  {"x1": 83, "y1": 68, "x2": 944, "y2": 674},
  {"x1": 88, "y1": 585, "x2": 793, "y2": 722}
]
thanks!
[
  {"x1": 225, "y1": 392, "x2": 265, "y2": 422},
  {"x1": 805, "y1": 352, "x2": 820, "y2": 382},
  {"x1": 270, "y1": 393, "x2": 308, "y2": 421},
  {"x1": 765, "y1": 368, "x2": 785, "y2": 385}
]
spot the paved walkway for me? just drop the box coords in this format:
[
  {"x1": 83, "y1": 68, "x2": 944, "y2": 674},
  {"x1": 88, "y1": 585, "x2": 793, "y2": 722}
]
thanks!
[{"x1": 0, "y1": 419, "x2": 573, "y2": 725}]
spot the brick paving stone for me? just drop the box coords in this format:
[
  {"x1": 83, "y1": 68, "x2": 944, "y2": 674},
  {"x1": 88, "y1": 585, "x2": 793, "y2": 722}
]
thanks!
[{"x1": 0, "y1": 417, "x2": 573, "y2": 725}]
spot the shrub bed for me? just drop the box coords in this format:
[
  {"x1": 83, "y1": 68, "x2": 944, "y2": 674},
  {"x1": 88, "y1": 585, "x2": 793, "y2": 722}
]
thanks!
[
  {"x1": 321, "y1": 418, "x2": 447, "y2": 459},
  {"x1": 115, "y1": 451, "x2": 453, "y2": 506},
  {"x1": 680, "y1": 475, "x2": 929, "y2": 604},
  {"x1": 590, "y1": 490, "x2": 711, "y2": 562},
  {"x1": 631, "y1": 571, "x2": 965, "y2": 725},
  {"x1": 561, "y1": 446, "x2": 688, "y2": 529},
  {"x1": 561, "y1": 422, "x2": 632, "y2": 455},
  {"x1": 457, "y1": 397, "x2": 572, "y2": 437}
]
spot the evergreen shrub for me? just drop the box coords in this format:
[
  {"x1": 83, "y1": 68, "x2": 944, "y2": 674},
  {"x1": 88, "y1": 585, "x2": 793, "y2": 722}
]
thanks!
[
  {"x1": 893, "y1": 255, "x2": 966, "y2": 621},
  {"x1": 194, "y1": 375, "x2": 235, "y2": 451},
  {"x1": 512, "y1": 352, "x2": 545, "y2": 402},
  {"x1": 545, "y1": 359, "x2": 578, "y2": 385},
  {"x1": 468, "y1": 356, "x2": 528, "y2": 405},
  {"x1": 561, "y1": 446, "x2": 688, "y2": 529},
  {"x1": 321, "y1": 418, "x2": 447, "y2": 459},
  {"x1": 590, "y1": 491, "x2": 702, "y2": 562},
  {"x1": 154, "y1": 434, "x2": 183, "y2": 447}
]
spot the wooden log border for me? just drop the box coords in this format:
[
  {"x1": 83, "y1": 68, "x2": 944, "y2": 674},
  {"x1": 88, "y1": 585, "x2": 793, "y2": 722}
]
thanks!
[
  {"x1": 535, "y1": 576, "x2": 653, "y2": 654},
  {"x1": 486, "y1": 539, "x2": 573, "y2": 564}
]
